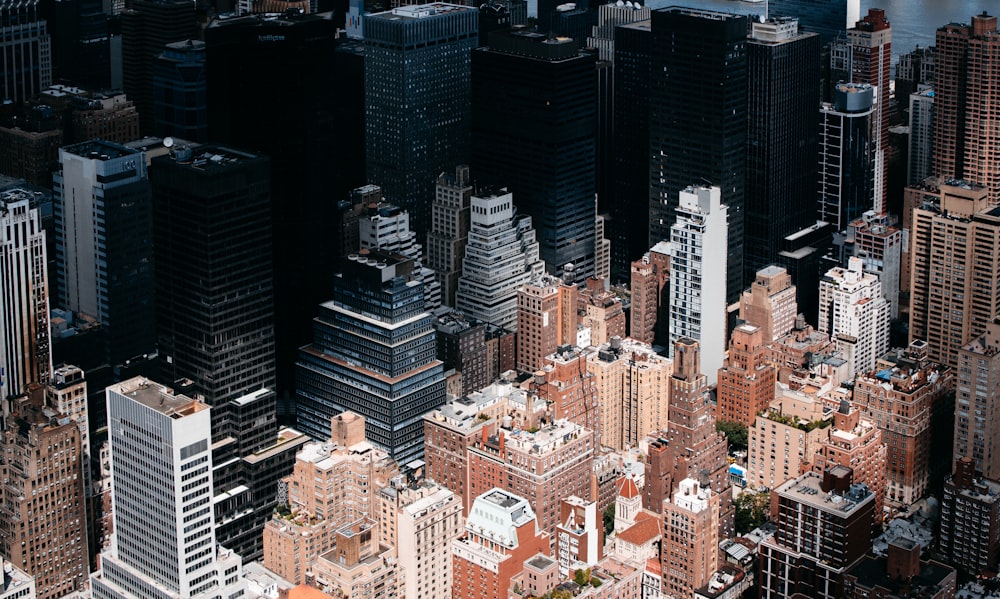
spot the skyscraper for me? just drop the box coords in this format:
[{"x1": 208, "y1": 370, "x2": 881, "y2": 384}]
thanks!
[
  {"x1": 0, "y1": 190, "x2": 50, "y2": 401},
  {"x1": 92, "y1": 378, "x2": 246, "y2": 598},
  {"x1": 296, "y1": 250, "x2": 446, "y2": 466},
  {"x1": 472, "y1": 28, "x2": 597, "y2": 280},
  {"x1": 818, "y1": 257, "x2": 890, "y2": 377},
  {"x1": 152, "y1": 40, "x2": 207, "y2": 142},
  {"x1": 739, "y1": 265, "x2": 798, "y2": 344},
  {"x1": 745, "y1": 18, "x2": 821, "y2": 283},
  {"x1": 668, "y1": 186, "x2": 728, "y2": 385},
  {"x1": 934, "y1": 12, "x2": 1000, "y2": 202},
  {"x1": 818, "y1": 83, "x2": 877, "y2": 231},
  {"x1": 365, "y1": 3, "x2": 478, "y2": 238},
  {"x1": 426, "y1": 166, "x2": 474, "y2": 308},
  {"x1": 954, "y1": 319, "x2": 1000, "y2": 480},
  {"x1": 359, "y1": 200, "x2": 442, "y2": 311},
  {"x1": 716, "y1": 324, "x2": 776, "y2": 427},
  {"x1": 847, "y1": 9, "x2": 891, "y2": 213},
  {"x1": 0, "y1": 0, "x2": 51, "y2": 104},
  {"x1": 766, "y1": 0, "x2": 860, "y2": 45},
  {"x1": 661, "y1": 478, "x2": 720, "y2": 599},
  {"x1": 54, "y1": 141, "x2": 155, "y2": 366},
  {"x1": 515, "y1": 274, "x2": 577, "y2": 373},
  {"x1": 908, "y1": 88, "x2": 935, "y2": 186},
  {"x1": 649, "y1": 8, "x2": 747, "y2": 301}
]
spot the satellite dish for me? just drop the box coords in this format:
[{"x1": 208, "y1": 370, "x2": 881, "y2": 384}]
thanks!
[{"x1": 163, "y1": 137, "x2": 174, "y2": 148}]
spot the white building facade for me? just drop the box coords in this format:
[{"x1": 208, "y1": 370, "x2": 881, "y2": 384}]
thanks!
[{"x1": 818, "y1": 256, "x2": 890, "y2": 377}]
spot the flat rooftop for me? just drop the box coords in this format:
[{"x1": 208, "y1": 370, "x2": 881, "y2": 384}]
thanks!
[
  {"x1": 63, "y1": 140, "x2": 138, "y2": 160},
  {"x1": 110, "y1": 377, "x2": 208, "y2": 418},
  {"x1": 777, "y1": 471, "x2": 872, "y2": 516}
]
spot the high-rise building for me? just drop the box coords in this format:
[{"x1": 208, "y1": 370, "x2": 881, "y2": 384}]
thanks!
[
  {"x1": 717, "y1": 324, "x2": 776, "y2": 427},
  {"x1": 296, "y1": 250, "x2": 446, "y2": 466},
  {"x1": 121, "y1": 0, "x2": 197, "y2": 135},
  {"x1": 50, "y1": 0, "x2": 110, "y2": 90},
  {"x1": 847, "y1": 9, "x2": 891, "y2": 213},
  {"x1": 426, "y1": 166, "x2": 474, "y2": 308},
  {"x1": 818, "y1": 257, "x2": 890, "y2": 377},
  {"x1": 934, "y1": 13, "x2": 1000, "y2": 202},
  {"x1": 818, "y1": 82, "x2": 877, "y2": 231},
  {"x1": 434, "y1": 309, "x2": 491, "y2": 397},
  {"x1": 0, "y1": 191, "x2": 50, "y2": 401},
  {"x1": 365, "y1": 3, "x2": 477, "y2": 238},
  {"x1": 853, "y1": 341, "x2": 953, "y2": 507},
  {"x1": 908, "y1": 88, "x2": 935, "y2": 186},
  {"x1": 0, "y1": 0, "x2": 51, "y2": 104},
  {"x1": 515, "y1": 274, "x2": 577, "y2": 373},
  {"x1": 310, "y1": 519, "x2": 400, "y2": 598},
  {"x1": 939, "y1": 457, "x2": 1000, "y2": 576},
  {"x1": 472, "y1": 28, "x2": 597, "y2": 280},
  {"x1": 0, "y1": 388, "x2": 88, "y2": 599},
  {"x1": 628, "y1": 242, "x2": 670, "y2": 345},
  {"x1": 586, "y1": 337, "x2": 672, "y2": 451},
  {"x1": 92, "y1": 378, "x2": 246, "y2": 599},
  {"x1": 54, "y1": 141, "x2": 155, "y2": 366},
  {"x1": 151, "y1": 145, "x2": 275, "y2": 422},
  {"x1": 739, "y1": 265, "x2": 797, "y2": 344},
  {"x1": 0, "y1": 561, "x2": 35, "y2": 599},
  {"x1": 649, "y1": 8, "x2": 746, "y2": 301},
  {"x1": 758, "y1": 469, "x2": 875, "y2": 599},
  {"x1": 744, "y1": 18, "x2": 821, "y2": 284},
  {"x1": 359, "y1": 200, "x2": 442, "y2": 311},
  {"x1": 452, "y1": 489, "x2": 549, "y2": 599},
  {"x1": 152, "y1": 40, "x2": 207, "y2": 142},
  {"x1": 766, "y1": 0, "x2": 860, "y2": 45},
  {"x1": 661, "y1": 478, "x2": 720, "y2": 599},
  {"x1": 555, "y1": 496, "x2": 603, "y2": 576},
  {"x1": 454, "y1": 190, "x2": 545, "y2": 332},
  {"x1": 955, "y1": 319, "x2": 1000, "y2": 479},
  {"x1": 908, "y1": 181, "x2": 1000, "y2": 367},
  {"x1": 533, "y1": 347, "x2": 600, "y2": 440},
  {"x1": 847, "y1": 211, "x2": 902, "y2": 318},
  {"x1": 668, "y1": 186, "x2": 728, "y2": 385}
]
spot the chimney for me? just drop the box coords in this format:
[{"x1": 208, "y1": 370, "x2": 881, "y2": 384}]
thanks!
[{"x1": 499, "y1": 430, "x2": 505, "y2": 453}]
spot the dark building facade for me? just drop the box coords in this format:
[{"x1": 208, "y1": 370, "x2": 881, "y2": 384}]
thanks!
[
  {"x1": 472, "y1": 28, "x2": 597, "y2": 281},
  {"x1": 50, "y1": 0, "x2": 111, "y2": 90},
  {"x1": 648, "y1": 7, "x2": 748, "y2": 302},
  {"x1": 364, "y1": 3, "x2": 478, "y2": 239},
  {"x1": 745, "y1": 18, "x2": 821, "y2": 285},
  {"x1": 296, "y1": 250, "x2": 446, "y2": 467},
  {"x1": 818, "y1": 82, "x2": 876, "y2": 232},
  {"x1": 766, "y1": 0, "x2": 854, "y2": 45},
  {"x1": 0, "y1": 0, "x2": 50, "y2": 104},
  {"x1": 152, "y1": 39, "x2": 207, "y2": 142}
]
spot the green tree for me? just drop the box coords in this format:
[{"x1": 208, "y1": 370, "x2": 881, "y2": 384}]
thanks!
[
  {"x1": 603, "y1": 503, "x2": 615, "y2": 536},
  {"x1": 716, "y1": 419, "x2": 748, "y2": 452},
  {"x1": 734, "y1": 490, "x2": 770, "y2": 534}
]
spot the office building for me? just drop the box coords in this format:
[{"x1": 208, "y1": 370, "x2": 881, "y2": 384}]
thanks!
[
  {"x1": 296, "y1": 250, "x2": 446, "y2": 466},
  {"x1": 0, "y1": 0, "x2": 50, "y2": 105},
  {"x1": 49, "y1": 0, "x2": 110, "y2": 90},
  {"x1": 717, "y1": 325, "x2": 776, "y2": 427},
  {"x1": 629, "y1": 242, "x2": 669, "y2": 345},
  {"x1": 745, "y1": 18, "x2": 821, "y2": 284},
  {"x1": 365, "y1": 3, "x2": 477, "y2": 238},
  {"x1": 739, "y1": 265, "x2": 798, "y2": 344},
  {"x1": 0, "y1": 388, "x2": 88, "y2": 599},
  {"x1": 818, "y1": 83, "x2": 877, "y2": 231},
  {"x1": 0, "y1": 191, "x2": 49, "y2": 401},
  {"x1": 846, "y1": 211, "x2": 902, "y2": 318},
  {"x1": 468, "y1": 419, "x2": 595, "y2": 541},
  {"x1": 661, "y1": 479, "x2": 720, "y2": 599},
  {"x1": 766, "y1": 0, "x2": 860, "y2": 45},
  {"x1": 645, "y1": 338, "x2": 733, "y2": 540},
  {"x1": 956, "y1": 319, "x2": 1000, "y2": 479},
  {"x1": 515, "y1": 274, "x2": 577, "y2": 373},
  {"x1": 472, "y1": 28, "x2": 597, "y2": 280},
  {"x1": 426, "y1": 166, "x2": 474, "y2": 308},
  {"x1": 939, "y1": 457, "x2": 1000, "y2": 576},
  {"x1": 758, "y1": 469, "x2": 875, "y2": 599},
  {"x1": 121, "y1": 0, "x2": 197, "y2": 134},
  {"x1": 151, "y1": 145, "x2": 275, "y2": 421},
  {"x1": 934, "y1": 13, "x2": 1000, "y2": 202},
  {"x1": 587, "y1": 337, "x2": 671, "y2": 451},
  {"x1": 206, "y1": 11, "x2": 355, "y2": 410},
  {"x1": 263, "y1": 413, "x2": 398, "y2": 584},
  {"x1": 454, "y1": 189, "x2": 545, "y2": 332},
  {"x1": 359, "y1": 200, "x2": 442, "y2": 311},
  {"x1": 54, "y1": 141, "x2": 155, "y2": 366},
  {"x1": 91, "y1": 378, "x2": 246, "y2": 599},
  {"x1": 152, "y1": 40, "x2": 207, "y2": 142},
  {"x1": 381, "y1": 481, "x2": 463, "y2": 599},
  {"x1": 847, "y1": 9, "x2": 891, "y2": 213},
  {"x1": 64, "y1": 92, "x2": 140, "y2": 145},
  {"x1": 649, "y1": 8, "x2": 746, "y2": 301},
  {"x1": 610, "y1": 17, "x2": 652, "y2": 280},
  {"x1": 668, "y1": 186, "x2": 728, "y2": 385},
  {"x1": 452, "y1": 489, "x2": 549, "y2": 599},
  {"x1": 817, "y1": 257, "x2": 890, "y2": 377},
  {"x1": 908, "y1": 180, "x2": 1000, "y2": 367},
  {"x1": 853, "y1": 342, "x2": 952, "y2": 507},
  {"x1": 908, "y1": 88, "x2": 935, "y2": 186}
]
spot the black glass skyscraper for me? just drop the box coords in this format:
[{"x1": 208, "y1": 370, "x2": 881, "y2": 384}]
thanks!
[
  {"x1": 364, "y1": 3, "x2": 478, "y2": 239},
  {"x1": 472, "y1": 28, "x2": 597, "y2": 280},
  {"x1": 745, "y1": 18, "x2": 821, "y2": 284},
  {"x1": 649, "y1": 7, "x2": 748, "y2": 302}
]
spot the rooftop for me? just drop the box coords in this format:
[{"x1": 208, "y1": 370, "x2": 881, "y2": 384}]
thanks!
[
  {"x1": 777, "y1": 471, "x2": 873, "y2": 516},
  {"x1": 109, "y1": 377, "x2": 208, "y2": 419},
  {"x1": 371, "y1": 2, "x2": 474, "y2": 19},
  {"x1": 62, "y1": 139, "x2": 138, "y2": 160},
  {"x1": 846, "y1": 553, "x2": 955, "y2": 596}
]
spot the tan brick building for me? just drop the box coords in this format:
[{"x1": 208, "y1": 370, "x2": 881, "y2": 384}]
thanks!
[{"x1": 717, "y1": 324, "x2": 776, "y2": 426}]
